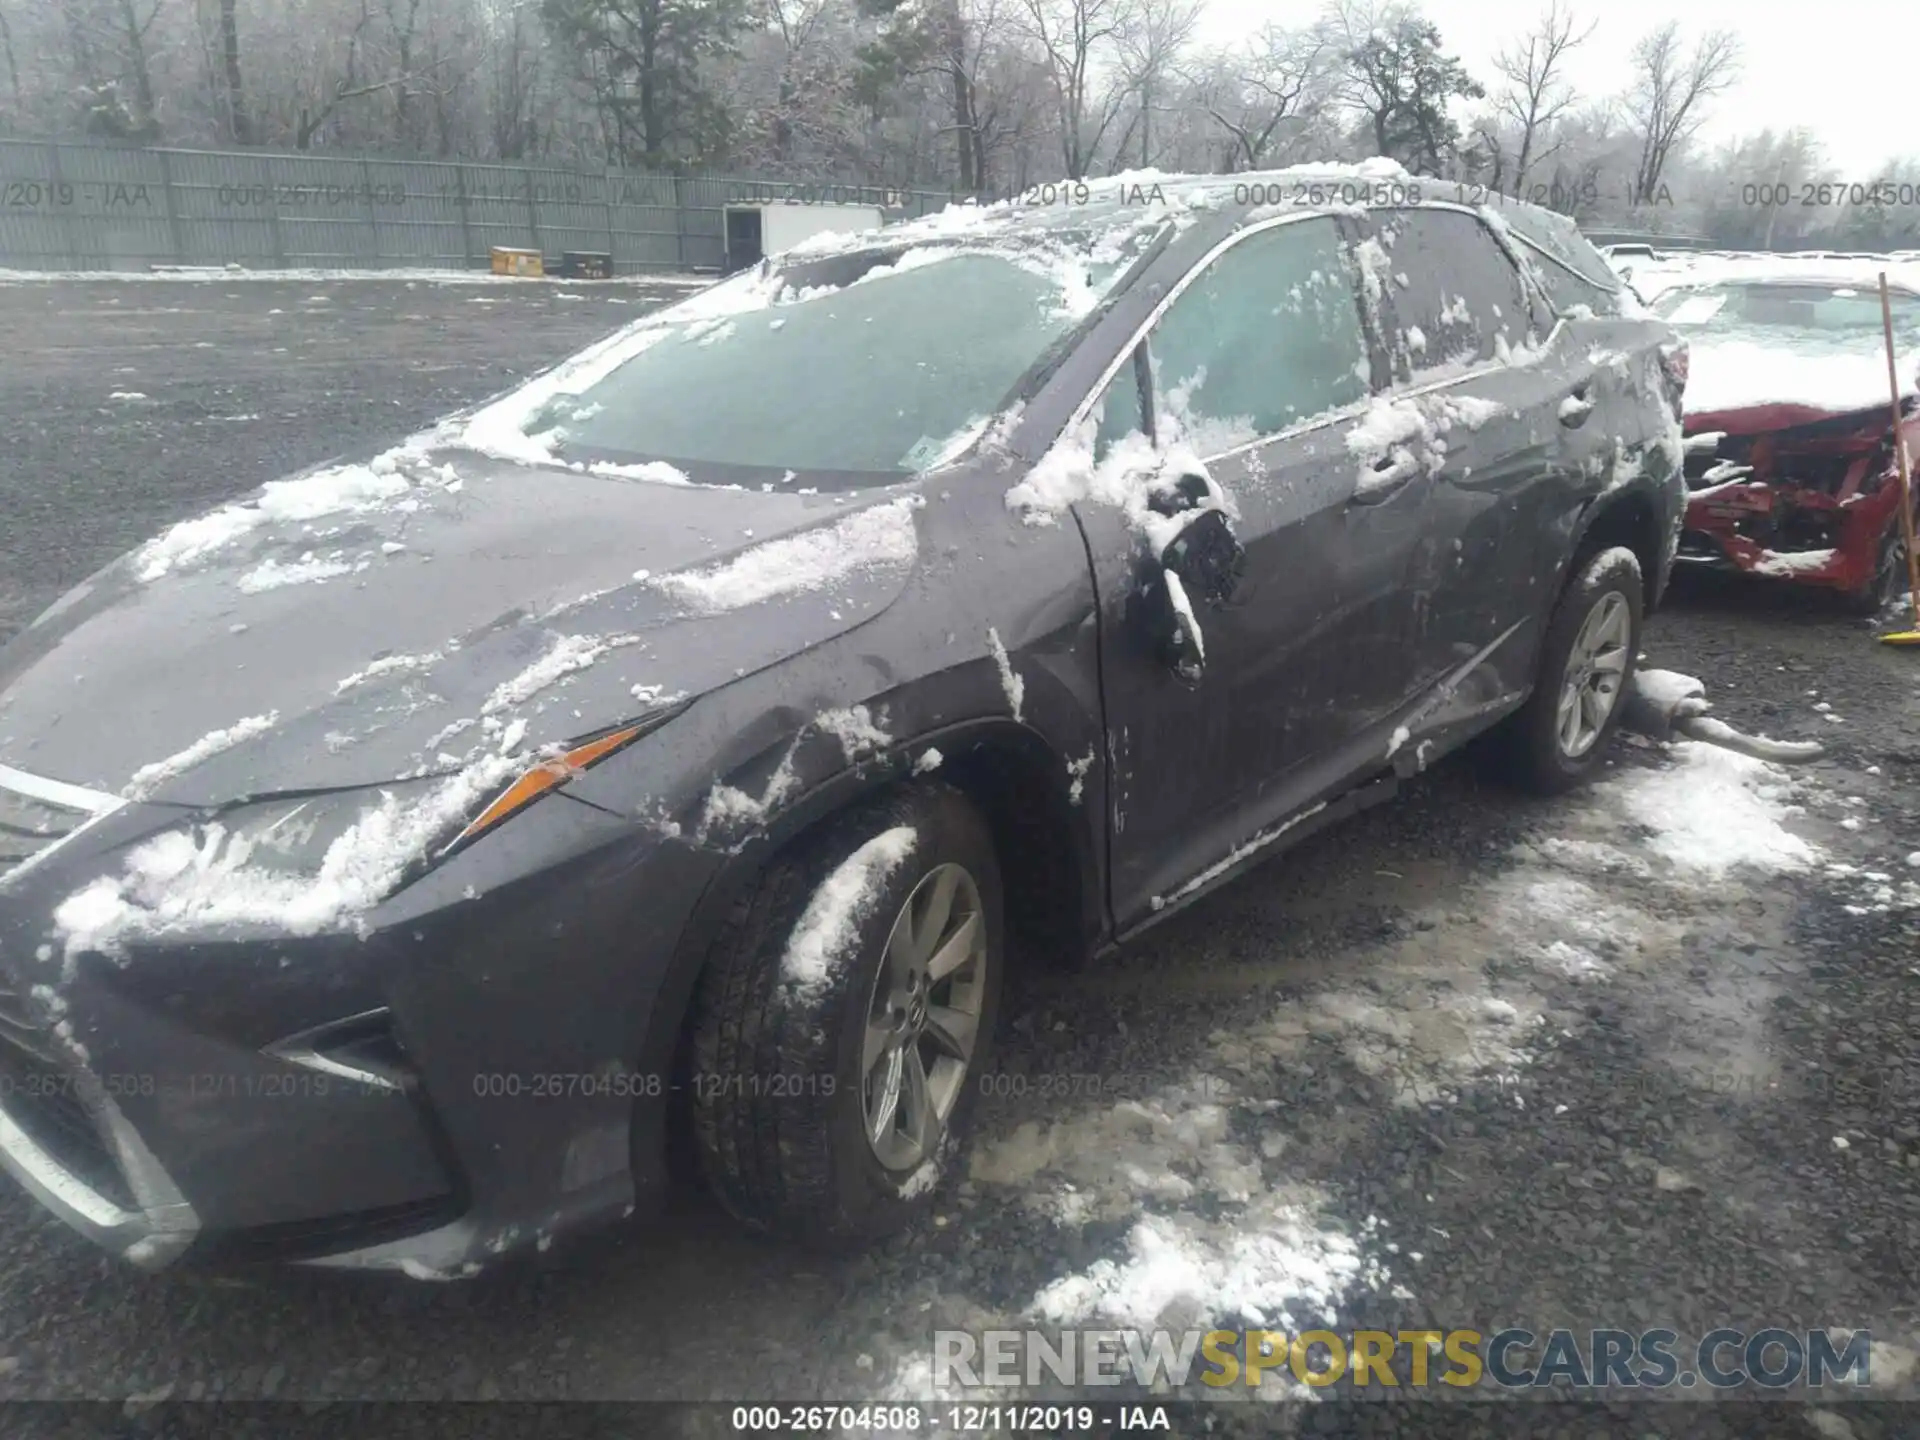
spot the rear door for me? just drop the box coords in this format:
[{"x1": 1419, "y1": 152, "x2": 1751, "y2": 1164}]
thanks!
[
  {"x1": 1366, "y1": 205, "x2": 1606, "y2": 711},
  {"x1": 1078, "y1": 215, "x2": 1435, "y2": 925}
]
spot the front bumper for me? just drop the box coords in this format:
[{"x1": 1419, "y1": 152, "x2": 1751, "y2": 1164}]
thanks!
[
  {"x1": 0, "y1": 995, "x2": 198, "y2": 1268},
  {"x1": 1677, "y1": 520, "x2": 1871, "y2": 592},
  {"x1": 0, "y1": 776, "x2": 719, "y2": 1275}
]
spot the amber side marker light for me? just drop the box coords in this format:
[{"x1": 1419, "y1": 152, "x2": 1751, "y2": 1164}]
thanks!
[{"x1": 453, "y1": 723, "x2": 647, "y2": 847}]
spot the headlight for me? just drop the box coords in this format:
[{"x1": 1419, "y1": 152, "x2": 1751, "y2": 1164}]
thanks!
[
  {"x1": 215, "y1": 783, "x2": 440, "y2": 876},
  {"x1": 55, "y1": 775, "x2": 495, "y2": 950},
  {"x1": 51, "y1": 707, "x2": 685, "y2": 954}
]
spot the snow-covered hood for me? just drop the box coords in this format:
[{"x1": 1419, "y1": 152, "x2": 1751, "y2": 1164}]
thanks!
[
  {"x1": 0, "y1": 449, "x2": 922, "y2": 804},
  {"x1": 1683, "y1": 335, "x2": 1919, "y2": 421}
]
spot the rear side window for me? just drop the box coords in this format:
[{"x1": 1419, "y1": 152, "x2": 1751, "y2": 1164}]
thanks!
[
  {"x1": 1493, "y1": 202, "x2": 1626, "y2": 317},
  {"x1": 1146, "y1": 216, "x2": 1368, "y2": 451},
  {"x1": 1526, "y1": 257, "x2": 1627, "y2": 318},
  {"x1": 1374, "y1": 208, "x2": 1536, "y2": 375}
]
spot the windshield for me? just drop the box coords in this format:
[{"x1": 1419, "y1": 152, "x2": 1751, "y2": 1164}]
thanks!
[
  {"x1": 500, "y1": 234, "x2": 1157, "y2": 487},
  {"x1": 1654, "y1": 282, "x2": 1920, "y2": 342}
]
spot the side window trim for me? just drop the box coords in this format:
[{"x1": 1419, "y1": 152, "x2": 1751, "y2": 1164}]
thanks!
[
  {"x1": 1336, "y1": 211, "x2": 1397, "y2": 396},
  {"x1": 1131, "y1": 343, "x2": 1156, "y2": 443},
  {"x1": 1066, "y1": 211, "x2": 1367, "y2": 447}
]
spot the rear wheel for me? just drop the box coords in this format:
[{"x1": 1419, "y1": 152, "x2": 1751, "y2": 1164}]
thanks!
[
  {"x1": 688, "y1": 786, "x2": 1002, "y2": 1247},
  {"x1": 1498, "y1": 546, "x2": 1644, "y2": 794}
]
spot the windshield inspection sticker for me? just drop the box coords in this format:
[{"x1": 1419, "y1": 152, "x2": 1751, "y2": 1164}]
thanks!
[{"x1": 1666, "y1": 293, "x2": 1729, "y2": 325}]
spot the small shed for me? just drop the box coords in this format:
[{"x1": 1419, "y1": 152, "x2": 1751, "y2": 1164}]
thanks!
[{"x1": 722, "y1": 203, "x2": 885, "y2": 274}]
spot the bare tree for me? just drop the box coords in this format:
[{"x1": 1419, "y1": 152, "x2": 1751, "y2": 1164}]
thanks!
[
  {"x1": 487, "y1": 0, "x2": 545, "y2": 157},
  {"x1": 1108, "y1": 0, "x2": 1197, "y2": 168},
  {"x1": 0, "y1": 3, "x2": 24, "y2": 121},
  {"x1": 1487, "y1": 1, "x2": 1592, "y2": 189},
  {"x1": 1626, "y1": 21, "x2": 1740, "y2": 206},
  {"x1": 1334, "y1": 1, "x2": 1483, "y2": 173},
  {"x1": 1200, "y1": 21, "x2": 1330, "y2": 172},
  {"x1": 198, "y1": 0, "x2": 252, "y2": 140},
  {"x1": 1017, "y1": 0, "x2": 1136, "y2": 178}
]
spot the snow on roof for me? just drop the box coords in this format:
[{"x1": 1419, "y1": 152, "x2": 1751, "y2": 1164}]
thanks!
[{"x1": 779, "y1": 157, "x2": 1424, "y2": 261}]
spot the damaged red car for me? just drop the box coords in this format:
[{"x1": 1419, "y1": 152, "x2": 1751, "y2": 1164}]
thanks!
[{"x1": 1656, "y1": 268, "x2": 1920, "y2": 612}]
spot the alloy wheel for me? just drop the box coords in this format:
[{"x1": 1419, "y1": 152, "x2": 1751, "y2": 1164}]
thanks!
[
  {"x1": 860, "y1": 862, "x2": 988, "y2": 1172},
  {"x1": 1556, "y1": 590, "x2": 1631, "y2": 759}
]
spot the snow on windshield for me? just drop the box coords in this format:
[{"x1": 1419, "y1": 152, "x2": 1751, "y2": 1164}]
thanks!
[{"x1": 450, "y1": 211, "x2": 1173, "y2": 484}]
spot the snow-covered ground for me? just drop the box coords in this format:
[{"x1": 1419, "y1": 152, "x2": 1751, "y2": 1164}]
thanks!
[{"x1": 866, "y1": 714, "x2": 1869, "y2": 1404}]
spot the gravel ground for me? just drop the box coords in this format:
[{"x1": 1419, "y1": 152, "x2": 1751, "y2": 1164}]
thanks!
[{"x1": 0, "y1": 279, "x2": 1916, "y2": 1438}]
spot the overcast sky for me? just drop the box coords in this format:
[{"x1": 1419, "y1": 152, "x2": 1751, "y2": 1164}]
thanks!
[{"x1": 1204, "y1": 0, "x2": 1902, "y2": 184}]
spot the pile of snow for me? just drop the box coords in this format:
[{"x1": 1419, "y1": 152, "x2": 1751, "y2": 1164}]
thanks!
[
  {"x1": 334, "y1": 650, "x2": 445, "y2": 695},
  {"x1": 1343, "y1": 391, "x2": 1505, "y2": 496},
  {"x1": 781, "y1": 827, "x2": 917, "y2": 995},
  {"x1": 1005, "y1": 421, "x2": 1225, "y2": 558},
  {"x1": 1613, "y1": 741, "x2": 1816, "y2": 874},
  {"x1": 481, "y1": 632, "x2": 639, "y2": 714},
  {"x1": 236, "y1": 553, "x2": 364, "y2": 593},
  {"x1": 134, "y1": 449, "x2": 446, "y2": 582},
  {"x1": 123, "y1": 713, "x2": 278, "y2": 800},
  {"x1": 1753, "y1": 548, "x2": 1837, "y2": 577},
  {"x1": 1683, "y1": 340, "x2": 1920, "y2": 416},
  {"x1": 969, "y1": 1068, "x2": 1389, "y2": 1345},
  {"x1": 649, "y1": 498, "x2": 920, "y2": 613},
  {"x1": 815, "y1": 705, "x2": 890, "y2": 761},
  {"x1": 986, "y1": 627, "x2": 1026, "y2": 721},
  {"x1": 1030, "y1": 1201, "x2": 1365, "y2": 1337}
]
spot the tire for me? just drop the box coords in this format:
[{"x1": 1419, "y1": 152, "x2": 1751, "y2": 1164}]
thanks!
[
  {"x1": 1498, "y1": 545, "x2": 1644, "y2": 794},
  {"x1": 1841, "y1": 528, "x2": 1906, "y2": 617},
  {"x1": 687, "y1": 785, "x2": 1003, "y2": 1247}
]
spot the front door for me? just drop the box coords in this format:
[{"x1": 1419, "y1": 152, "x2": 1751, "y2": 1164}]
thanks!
[{"x1": 1077, "y1": 214, "x2": 1435, "y2": 926}]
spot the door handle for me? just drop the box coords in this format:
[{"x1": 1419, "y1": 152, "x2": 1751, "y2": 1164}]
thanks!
[
  {"x1": 1351, "y1": 453, "x2": 1419, "y2": 505},
  {"x1": 1560, "y1": 388, "x2": 1595, "y2": 428}
]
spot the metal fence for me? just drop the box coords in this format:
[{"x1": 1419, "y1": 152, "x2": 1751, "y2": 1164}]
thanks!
[{"x1": 0, "y1": 138, "x2": 960, "y2": 273}]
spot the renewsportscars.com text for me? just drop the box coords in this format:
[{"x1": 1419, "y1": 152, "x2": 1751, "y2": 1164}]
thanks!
[{"x1": 933, "y1": 1327, "x2": 1875, "y2": 1390}]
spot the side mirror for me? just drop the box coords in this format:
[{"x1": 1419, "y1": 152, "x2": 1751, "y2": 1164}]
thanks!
[{"x1": 1160, "y1": 506, "x2": 1243, "y2": 610}]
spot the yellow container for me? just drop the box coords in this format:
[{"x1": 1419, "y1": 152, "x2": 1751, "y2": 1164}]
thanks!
[{"x1": 490, "y1": 247, "x2": 544, "y2": 277}]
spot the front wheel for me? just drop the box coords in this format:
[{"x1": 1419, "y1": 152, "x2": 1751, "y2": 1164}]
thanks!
[
  {"x1": 687, "y1": 785, "x2": 1003, "y2": 1247},
  {"x1": 1497, "y1": 545, "x2": 1644, "y2": 794},
  {"x1": 1841, "y1": 528, "x2": 1907, "y2": 617}
]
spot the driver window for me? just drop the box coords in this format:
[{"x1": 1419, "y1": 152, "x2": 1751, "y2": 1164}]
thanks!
[
  {"x1": 1093, "y1": 350, "x2": 1147, "y2": 462},
  {"x1": 1146, "y1": 217, "x2": 1368, "y2": 455}
]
